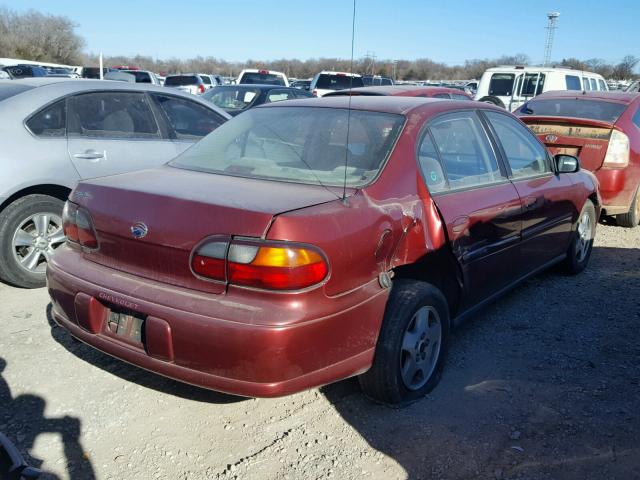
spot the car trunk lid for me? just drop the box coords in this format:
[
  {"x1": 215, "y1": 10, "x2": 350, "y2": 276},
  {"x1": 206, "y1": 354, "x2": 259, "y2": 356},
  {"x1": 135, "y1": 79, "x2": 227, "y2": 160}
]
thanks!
[
  {"x1": 520, "y1": 116, "x2": 614, "y2": 171},
  {"x1": 71, "y1": 166, "x2": 339, "y2": 293}
]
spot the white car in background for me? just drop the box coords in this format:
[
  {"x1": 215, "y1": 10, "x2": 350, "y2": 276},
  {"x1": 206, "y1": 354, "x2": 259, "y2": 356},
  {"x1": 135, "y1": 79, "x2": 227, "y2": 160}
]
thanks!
[
  {"x1": 475, "y1": 66, "x2": 608, "y2": 111},
  {"x1": 236, "y1": 69, "x2": 289, "y2": 86},
  {"x1": 310, "y1": 71, "x2": 364, "y2": 97}
]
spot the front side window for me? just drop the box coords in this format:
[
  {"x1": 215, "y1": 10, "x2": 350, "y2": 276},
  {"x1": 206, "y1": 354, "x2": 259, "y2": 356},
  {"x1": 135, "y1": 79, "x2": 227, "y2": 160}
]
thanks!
[
  {"x1": 485, "y1": 111, "x2": 549, "y2": 179},
  {"x1": 170, "y1": 107, "x2": 404, "y2": 188},
  {"x1": 68, "y1": 92, "x2": 160, "y2": 139},
  {"x1": 152, "y1": 94, "x2": 225, "y2": 139},
  {"x1": 428, "y1": 111, "x2": 503, "y2": 190},
  {"x1": 26, "y1": 99, "x2": 66, "y2": 137},
  {"x1": 566, "y1": 75, "x2": 581, "y2": 90},
  {"x1": 488, "y1": 74, "x2": 515, "y2": 96}
]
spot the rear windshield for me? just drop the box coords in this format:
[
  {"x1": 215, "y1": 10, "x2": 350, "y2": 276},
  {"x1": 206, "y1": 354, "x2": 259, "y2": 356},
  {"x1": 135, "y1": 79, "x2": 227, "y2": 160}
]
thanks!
[
  {"x1": 0, "y1": 83, "x2": 34, "y2": 102},
  {"x1": 316, "y1": 74, "x2": 364, "y2": 90},
  {"x1": 170, "y1": 106, "x2": 404, "y2": 188},
  {"x1": 519, "y1": 99, "x2": 627, "y2": 123},
  {"x1": 165, "y1": 75, "x2": 199, "y2": 86},
  {"x1": 239, "y1": 72, "x2": 285, "y2": 86},
  {"x1": 123, "y1": 71, "x2": 151, "y2": 83},
  {"x1": 488, "y1": 73, "x2": 515, "y2": 96},
  {"x1": 202, "y1": 87, "x2": 260, "y2": 111}
]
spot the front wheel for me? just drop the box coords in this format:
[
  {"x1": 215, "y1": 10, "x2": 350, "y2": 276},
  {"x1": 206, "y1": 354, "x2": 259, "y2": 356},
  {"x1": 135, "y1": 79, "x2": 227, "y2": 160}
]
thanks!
[
  {"x1": 0, "y1": 194, "x2": 66, "y2": 288},
  {"x1": 562, "y1": 199, "x2": 596, "y2": 275},
  {"x1": 358, "y1": 280, "x2": 450, "y2": 405}
]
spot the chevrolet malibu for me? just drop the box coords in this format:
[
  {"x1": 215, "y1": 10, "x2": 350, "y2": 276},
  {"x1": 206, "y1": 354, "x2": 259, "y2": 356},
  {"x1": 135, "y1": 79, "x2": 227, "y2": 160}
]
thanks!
[
  {"x1": 47, "y1": 97, "x2": 600, "y2": 404},
  {"x1": 516, "y1": 91, "x2": 640, "y2": 227}
]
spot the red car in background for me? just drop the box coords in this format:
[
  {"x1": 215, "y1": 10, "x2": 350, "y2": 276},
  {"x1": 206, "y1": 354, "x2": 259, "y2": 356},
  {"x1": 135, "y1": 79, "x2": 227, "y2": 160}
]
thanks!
[
  {"x1": 516, "y1": 91, "x2": 640, "y2": 227},
  {"x1": 323, "y1": 85, "x2": 473, "y2": 100},
  {"x1": 48, "y1": 97, "x2": 599, "y2": 405}
]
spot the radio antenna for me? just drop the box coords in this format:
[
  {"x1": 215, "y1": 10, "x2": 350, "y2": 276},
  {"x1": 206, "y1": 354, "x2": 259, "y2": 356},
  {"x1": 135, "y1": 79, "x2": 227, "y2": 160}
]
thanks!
[{"x1": 342, "y1": 0, "x2": 357, "y2": 203}]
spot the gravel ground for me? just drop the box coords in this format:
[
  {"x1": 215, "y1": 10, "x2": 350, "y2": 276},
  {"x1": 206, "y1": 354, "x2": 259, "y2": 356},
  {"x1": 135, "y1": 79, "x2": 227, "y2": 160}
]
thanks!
[{"x1": 1, "y1": 222, "x2": 639, "y2": 480}]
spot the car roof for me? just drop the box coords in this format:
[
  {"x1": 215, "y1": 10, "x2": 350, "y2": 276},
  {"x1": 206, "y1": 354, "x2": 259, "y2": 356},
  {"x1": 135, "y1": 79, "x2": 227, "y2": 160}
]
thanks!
[
  {"x1": 533, "y1": 90, "x2": 640, "y2": 105},
  {"x1": 213, "y1": 84, "x2": 296, "y2": 90},
  {"x1": 485, "y1": 66, "x2": 603, "y2": 76},
  {"x1": 317, "y1": 71, "x2": 362, "y2": 77},
  {"x1": 256, "y1": 95, "x2": 480, "y2": 115},
  {"x1": 325, "y1": 86, "x2": 469, "y2": 96}
]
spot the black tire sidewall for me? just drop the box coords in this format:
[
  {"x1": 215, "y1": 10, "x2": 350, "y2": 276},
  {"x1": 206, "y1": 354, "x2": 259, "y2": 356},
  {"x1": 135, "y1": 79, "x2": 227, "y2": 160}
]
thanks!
[{"x1": 0, "y1": 194, "x2": 65, "y2": 288}]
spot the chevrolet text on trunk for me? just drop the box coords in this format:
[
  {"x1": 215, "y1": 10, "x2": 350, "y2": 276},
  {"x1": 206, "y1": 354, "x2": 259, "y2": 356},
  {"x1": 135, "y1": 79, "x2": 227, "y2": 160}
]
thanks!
[{"x1": 48, "y1": 97, "x2": 600, "y2": 404}]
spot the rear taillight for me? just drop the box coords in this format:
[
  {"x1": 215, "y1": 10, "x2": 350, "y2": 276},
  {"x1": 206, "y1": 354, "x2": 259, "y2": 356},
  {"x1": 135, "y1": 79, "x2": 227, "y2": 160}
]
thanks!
[
  {"x1": 191, "y1": 237, "x2": 328, "y2": 291},
  {"x1": 603, "y1": 129, "x2": 630, "y2": 168},
  {"x1": 62, "y1": 201, "x2": 99, "y2": 249},
  {"x1": 198, "y1": 84, "x2": 205, "y2": 94}
]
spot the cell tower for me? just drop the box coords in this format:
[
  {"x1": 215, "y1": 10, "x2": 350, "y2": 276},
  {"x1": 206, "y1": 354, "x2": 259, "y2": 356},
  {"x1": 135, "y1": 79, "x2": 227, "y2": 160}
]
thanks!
[{"x1": 543, "y1": 12, "x2": 560, "y2": 66}]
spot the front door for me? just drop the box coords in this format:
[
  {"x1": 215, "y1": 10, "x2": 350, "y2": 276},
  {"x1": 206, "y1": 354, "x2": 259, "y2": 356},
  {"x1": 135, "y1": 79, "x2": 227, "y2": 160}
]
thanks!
[
  {"x1": 418, "y1": 111, "x2": 522, "y2": 308},
  {"x1": 482, "y1": 110, "x2": 576, "y2": 272},
  {"x1": 66, "y1": 91, "x2": 176, "y2": 179}
]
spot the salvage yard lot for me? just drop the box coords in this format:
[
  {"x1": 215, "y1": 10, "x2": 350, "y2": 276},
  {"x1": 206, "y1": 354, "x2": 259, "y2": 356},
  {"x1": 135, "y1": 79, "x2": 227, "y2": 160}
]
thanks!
[{"x1": 1, "y1": 223, "x2": 639, "y2": 480}]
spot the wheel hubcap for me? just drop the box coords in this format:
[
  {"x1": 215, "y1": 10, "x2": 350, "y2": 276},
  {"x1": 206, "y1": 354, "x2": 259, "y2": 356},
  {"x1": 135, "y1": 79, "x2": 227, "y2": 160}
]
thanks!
[
  {"x1": 12, "y1": 213, "x2": 65, "y2": 274},
  {"x1": 575, "y1": 211, "x2": 592, "y2": 262},
  {"x1": 400, "y1": 306, "x2": 442, "y2": 391}
]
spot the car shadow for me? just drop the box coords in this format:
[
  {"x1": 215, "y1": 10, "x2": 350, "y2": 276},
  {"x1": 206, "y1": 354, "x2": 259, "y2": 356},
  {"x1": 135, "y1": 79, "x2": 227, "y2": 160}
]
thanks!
[
  {"x1": 0, "y1": 357, "x2": 95, "y2": 480},
  {"x1": 322, "y1": 245, "x2": 640, "y2": 479},
  {"x1": 45, "y1": 304, "x2": 245, "y2": 405}
]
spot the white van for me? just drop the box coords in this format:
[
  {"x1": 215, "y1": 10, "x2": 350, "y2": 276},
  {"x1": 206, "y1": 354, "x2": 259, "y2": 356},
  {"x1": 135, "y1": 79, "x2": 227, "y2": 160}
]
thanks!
[
  {"x1": 475, "y1": 66, "x2": 608, "y2": 111},
  {"x1": 310, "y1": 71, "x2": 364, "y2": 97}
]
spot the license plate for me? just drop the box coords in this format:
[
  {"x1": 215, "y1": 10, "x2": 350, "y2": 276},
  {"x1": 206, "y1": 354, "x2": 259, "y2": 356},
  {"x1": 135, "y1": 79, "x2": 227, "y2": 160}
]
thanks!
[{"x1": 106, "y1": 310, "x2": 144, "y2": 343}]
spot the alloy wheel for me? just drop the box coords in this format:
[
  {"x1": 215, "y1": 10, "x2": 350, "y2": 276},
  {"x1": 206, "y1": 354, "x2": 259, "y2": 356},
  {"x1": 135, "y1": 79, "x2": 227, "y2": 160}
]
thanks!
[
  {"x1": 11, "y1": 213, "x2": 65, "y2": 274},
  {"x1": 400, "y1": 306, "x2": 442, "y2": 390},
  {"x1": 575, "y1": 211, "x2": 592, "y2": 263}
]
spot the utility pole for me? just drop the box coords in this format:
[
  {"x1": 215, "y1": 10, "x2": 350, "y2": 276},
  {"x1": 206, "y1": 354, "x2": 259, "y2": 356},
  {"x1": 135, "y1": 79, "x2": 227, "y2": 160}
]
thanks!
[{"x1": 543, "y1": 12, "x2": 560, "y2": 66}]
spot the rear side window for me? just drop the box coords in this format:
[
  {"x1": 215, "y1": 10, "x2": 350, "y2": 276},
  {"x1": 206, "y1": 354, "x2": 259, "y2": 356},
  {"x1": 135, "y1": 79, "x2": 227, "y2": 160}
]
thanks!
[
  {"x1": 583, "y1": 78, "x2": 590, "y2": 91},
  {"x1": 293, "y1": 89, "x2": 313, "y2": 99},
  {"x1": 520, "y1": 73, "x2": 545, "y2": 96},
  {"x1": 202, "y1": 87, "x2": 260, "y2": 112},
  {"x1": 451, "y1": 94, "x2": 471, "y2": 101},
  {"x1": 488, "y1": 74, "x2": 515, "y2": 96},
  {"x1": 427, "y1": 111, "x2": 503, "y2": 190},
  {"x1": 26, "y1": 99, "x2": 66, "y2": 137},
  {"x1": 152, "y1": 94, "x2": 225, "y2": 139},
  {"x1": 165, "y1": 76, "x2": 199, "y2": 86},
  {"x1": 417, "y1": 132, "x2": 448, "y2": 193},
  {"x1": 566, "y1": 75, "x2": 581, "y2": 90},
  {"x1": 590, "y1": 79, "x2": 597, "y2": 91},
  {"x1": 266, "y1": 89, "x2": 295, "y2": 103},
  {"x1": 201, "y1": 76, "x2": 212, "y2": 85},
  {"x1": 632, "y1": 108, "x2": 640, "y2": 129},
  {"x1": 68, "y1": 92, "x2": 160, "y2": 139},
  {"x1": 433, "y1": 93, "x2": 450, "y2": 99},
  {"x1": 315, "y1": 74, "x2": 365, "y2": 90},
  {"x1": 598, "y1": 79, "x2": 607, "y2": 91}
]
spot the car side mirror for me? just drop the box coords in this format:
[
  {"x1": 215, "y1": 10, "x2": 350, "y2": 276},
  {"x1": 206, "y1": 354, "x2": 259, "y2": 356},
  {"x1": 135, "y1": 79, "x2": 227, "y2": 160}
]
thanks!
[{"x1": 555, "y1": 154, "x2": 580, "y2": 173}]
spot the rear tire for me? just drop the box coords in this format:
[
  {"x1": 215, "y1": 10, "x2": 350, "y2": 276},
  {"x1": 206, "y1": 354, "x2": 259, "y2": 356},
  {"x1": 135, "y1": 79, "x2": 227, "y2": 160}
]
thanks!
[
  {"x1": 615, "y1": 186, "x2": 640, "y2": 228},
  {"x1": 0, "y1": 194, "x2": 65, "y2": 288},
  {"x1": 358, "y1": 280, "x2": 450, "y2": 406},
  {"x1": 562, "y1": 199, "x2": 596, "y2": 275},
  {"x1": 478, "y1": 96, "x2": 505, "y2": 109}
]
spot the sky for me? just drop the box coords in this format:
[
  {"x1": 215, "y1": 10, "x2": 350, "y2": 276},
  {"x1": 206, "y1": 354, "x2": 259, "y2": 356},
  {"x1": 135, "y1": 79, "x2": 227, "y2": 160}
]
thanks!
[{"x1": 3, "y1": 0, "x2": 639, "y2": 67}]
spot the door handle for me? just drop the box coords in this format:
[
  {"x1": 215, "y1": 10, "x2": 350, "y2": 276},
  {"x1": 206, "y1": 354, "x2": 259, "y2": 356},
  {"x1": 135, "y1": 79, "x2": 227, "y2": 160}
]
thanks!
[
  {"x1": 451, "y1": 215, "x2": 470, "y2": 234},
  {"x1": 73, "y1": 150, "x2": 105, "y2": 161},
  {"x1": 524, "y1": 196, "x2": 539, "y2": 211}
]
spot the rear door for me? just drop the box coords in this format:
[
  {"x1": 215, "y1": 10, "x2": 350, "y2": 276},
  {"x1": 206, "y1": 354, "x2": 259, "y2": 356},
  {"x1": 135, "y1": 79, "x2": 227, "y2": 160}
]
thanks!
[
  {"x1": 67, "y1": 91, "x2": 176, "y2": 179},
  {"x1": 482, "y1": 111, "x2": 575, "y2": 270},
  {"x1": 419, "y1": 110, "x2": 522, "y2": 308}
]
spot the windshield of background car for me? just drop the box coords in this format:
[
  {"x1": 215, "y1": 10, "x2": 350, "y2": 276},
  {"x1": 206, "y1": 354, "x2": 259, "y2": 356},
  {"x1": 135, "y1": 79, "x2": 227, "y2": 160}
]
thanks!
[
  {"x1": 0, "y1": 84, "x2": 34, "y2": 102},
  {"x1": 240, "y1": 72, "x2": 285, "y2": 85},
  {"x1": 170, "y1": 107, "x2": 404, "y2": 187},
  {"x1": 203, "y1": 87, "x2": 260, "y2": 112},
  {"x1": 519, "y1": 99, "x2": 628, "y2": 123},
  {"x1": 488, "y1": 73, "x2": 515, "y2": 96},
  {"x1": 316, "y1": 74, "x2": 365, "y2": 90},
  {"x1": 165, "y1": 75, "x2": 199, "y2": 86}
]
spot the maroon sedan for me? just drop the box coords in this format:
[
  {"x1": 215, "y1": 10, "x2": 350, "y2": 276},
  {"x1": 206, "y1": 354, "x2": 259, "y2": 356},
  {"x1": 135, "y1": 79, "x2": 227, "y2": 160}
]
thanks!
[
  {"x1": 516, "y1": 91, "x2": 640, "y2": 227},
  {"x1": 47, "y1": 97, "x2": 599, "y2": 404},
  {"x1": 323, "y1": 85, "x2": 473, "y2": 100}
]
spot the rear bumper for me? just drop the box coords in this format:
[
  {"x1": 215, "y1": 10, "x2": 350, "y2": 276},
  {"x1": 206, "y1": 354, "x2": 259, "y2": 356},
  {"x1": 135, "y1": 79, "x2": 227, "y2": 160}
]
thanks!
[
  {"x1": 594, "y1": 168, "x2": 637, "y2": 214},
  {"x1": 46, "y1": 246, "x2": 387, "y2": 397}
]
